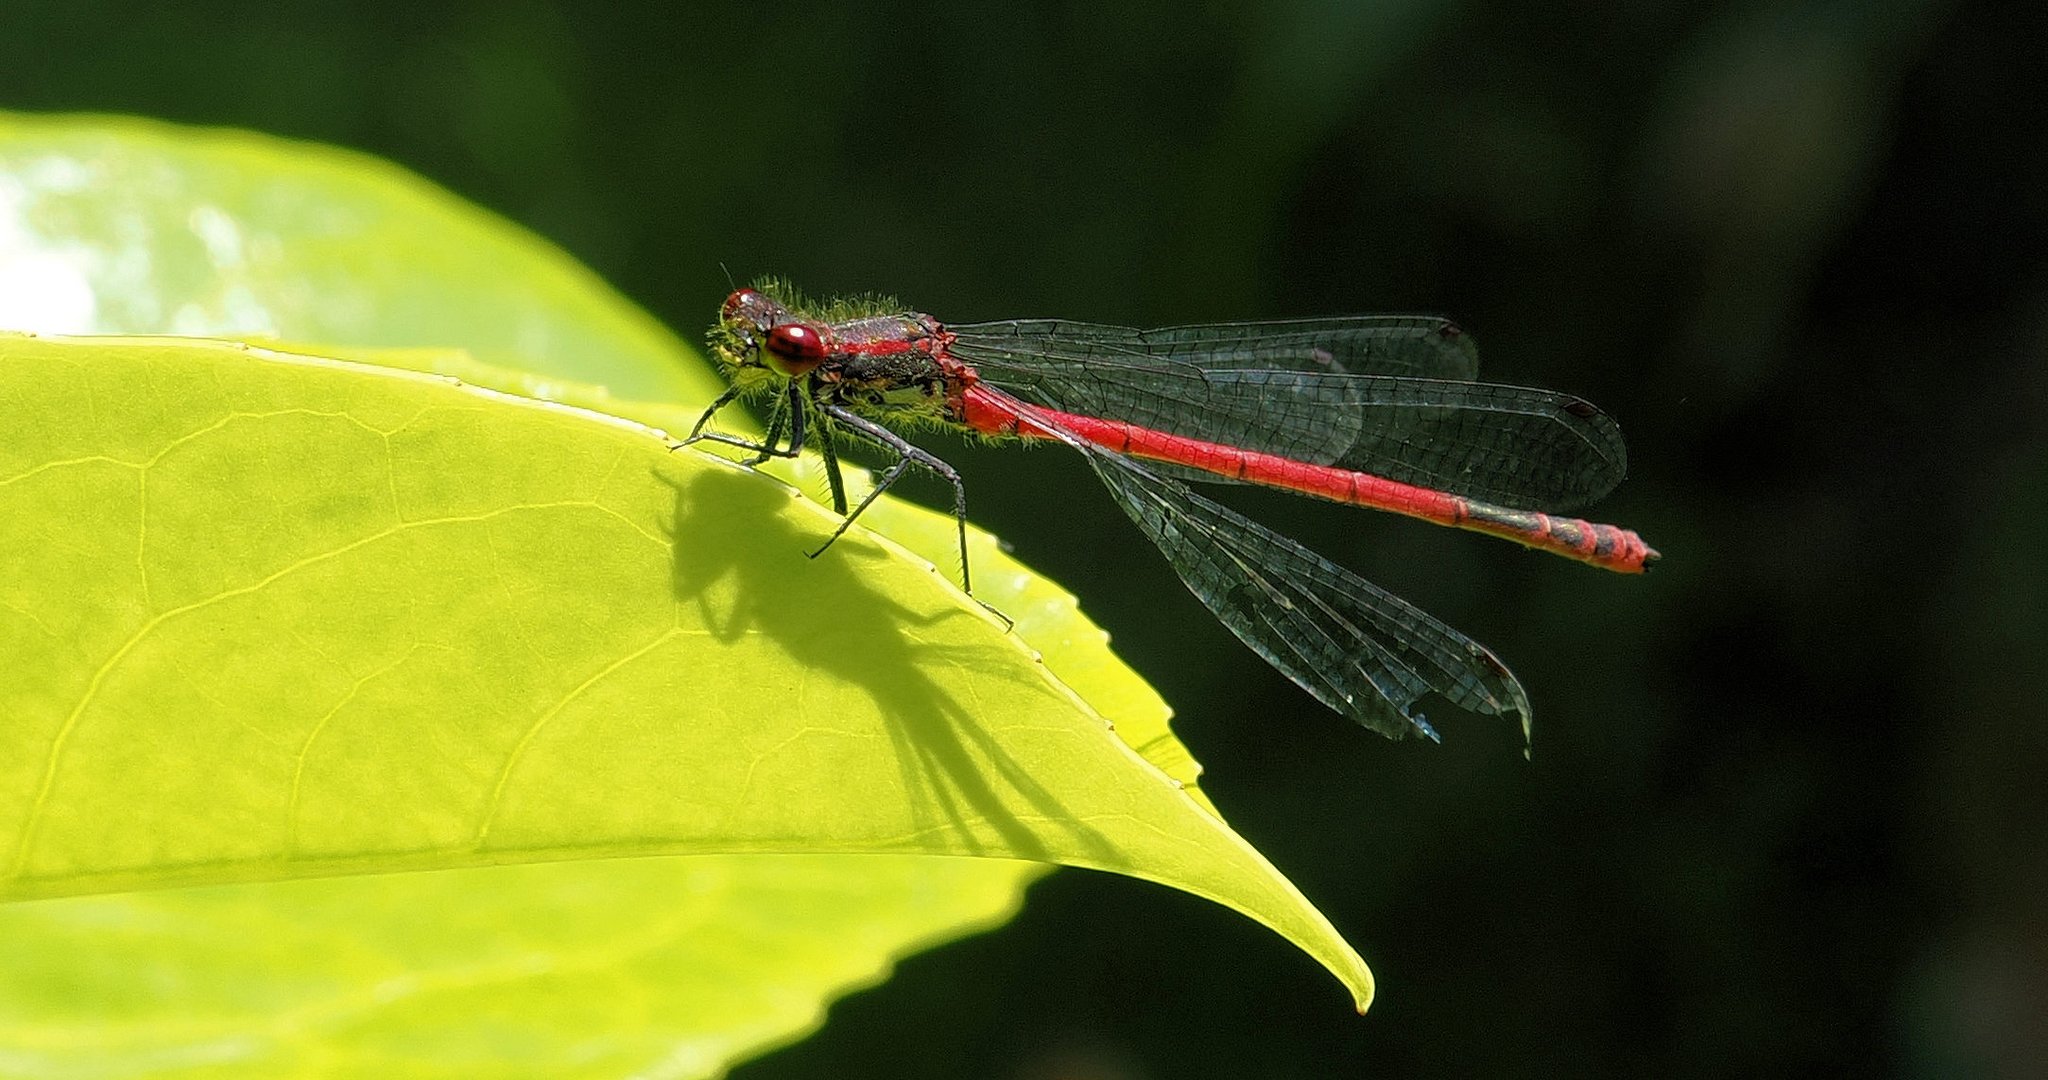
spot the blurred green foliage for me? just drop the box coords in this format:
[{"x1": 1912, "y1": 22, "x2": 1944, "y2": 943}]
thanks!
[{"x1": 4, "y1": 1, "x2": 2043, "y2": 1077}]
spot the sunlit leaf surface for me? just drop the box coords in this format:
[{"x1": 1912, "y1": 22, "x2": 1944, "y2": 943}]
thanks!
[{"x1": 0, "y1": 113, "x2": 1370, "y2": 1077}]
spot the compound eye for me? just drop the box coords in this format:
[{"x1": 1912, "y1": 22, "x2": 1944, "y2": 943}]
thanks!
[
  {"x1": 721, "y1": 288, "x2": 763, "y2": 322},
  {"x1": 764, "y1": 323, "x2": 829, "y2": 374}
]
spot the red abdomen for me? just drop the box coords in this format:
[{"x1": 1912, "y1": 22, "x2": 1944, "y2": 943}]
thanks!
[{"x1": 957, "y1": 385, "x2": 1657, "y2": 573}]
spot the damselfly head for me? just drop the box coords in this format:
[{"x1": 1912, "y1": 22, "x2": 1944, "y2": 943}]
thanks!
[
  {"x1": 707, "y1": 288, "x2": 784, "y2": 376},
  {"x1": 710, "y1": 288, "x2": 834, "y2": 379},
  {"x1": 721, "y1": 287, "x2": 786, "y2": 329}
]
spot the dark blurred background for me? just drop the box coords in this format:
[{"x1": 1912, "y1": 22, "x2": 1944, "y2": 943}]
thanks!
[{"x1": 7, "y1": 1, "x2": 2044, "y2": 1076}]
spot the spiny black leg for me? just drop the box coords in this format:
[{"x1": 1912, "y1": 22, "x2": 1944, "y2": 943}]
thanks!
[
  {"x1": 682, "y1": 429, "x2": 808, "y2": 458},
  {"x1": 750, "y1": 381, "x2": 812, "y2": 461},
  {"x1": 788, "y1": 382, "x2": 808, "y2": 443},
  {"x1": 801, "y1": 384, "x2": 849, "y2": 513},
  {"x1": 783, "y1": 381, "x2": 809, "y2": 451},
  {"x1": 679, "y1": 381, "x2": 809, "y2": 461},
  {"x1": 817, "y1": 404, "x2": 975, "y2": 596},
  {"x1": 679, "y1": 385, "x2": 745, "y2": 445},
  {"x1": 745, "y1": 407, "x2": 789, "y2": 467},
  {"x1": 818, "y1": 427, "x2": 850, "y2": 515}
]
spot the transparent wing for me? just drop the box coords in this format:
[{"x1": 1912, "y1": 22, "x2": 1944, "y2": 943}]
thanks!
[
  {"x1": 1076, "y1": 437, "x2": 1532, "y2": 741},
  {"x1": 951, "y1": 324, "x2": 1625, "y2": 512},
  {"x1": 954, "y1": 315, "x2": 1480, "y2": 378}
]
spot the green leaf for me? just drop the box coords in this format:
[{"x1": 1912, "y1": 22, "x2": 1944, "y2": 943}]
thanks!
[
  {"x1": 0, "y1": 857, "x2": 1031, "y2": 1078},
  {"x1": 0, "y1": 111, "x2": 717, "y2": 404},
  {"x1": 0, "y1": 113, "x2": 1372, "y2": 1076}
]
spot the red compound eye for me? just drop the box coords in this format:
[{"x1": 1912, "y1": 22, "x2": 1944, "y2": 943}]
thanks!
[
  {"x1": 721, "y1": 288, "x2": 762, "y2": 321},
  {"x1": 764, "y1": 323, "x2": 829, "y2": 374}
]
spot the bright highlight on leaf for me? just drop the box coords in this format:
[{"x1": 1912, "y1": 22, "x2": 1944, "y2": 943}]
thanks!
[{"x1": 0, "y1": 111, "x2": 1375, "y2": 1078}]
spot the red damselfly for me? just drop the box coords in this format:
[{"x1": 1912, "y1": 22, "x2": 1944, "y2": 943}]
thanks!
[{"x1": 683, "y1": 283, "x2": 1657, "y2": 742}]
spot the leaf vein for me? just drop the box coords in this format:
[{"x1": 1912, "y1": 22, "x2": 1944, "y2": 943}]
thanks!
[
  {"x1": 8, "y1": 502, "x2": 643, "y2": 877},
  {"x1": 472, "y1": 628, "x2": 682, "y2": 847}
]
